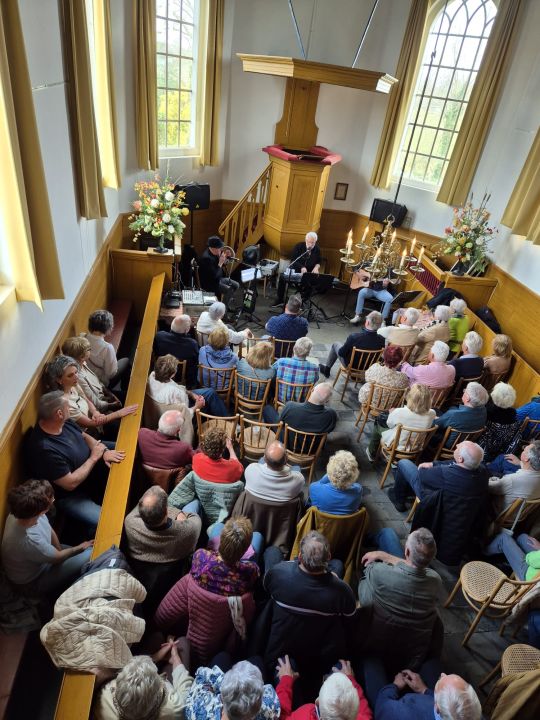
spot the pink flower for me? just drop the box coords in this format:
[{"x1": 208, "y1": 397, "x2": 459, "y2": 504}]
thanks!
[{"x1": 133, "y1": 200, "x2": 142, "y2": 211}]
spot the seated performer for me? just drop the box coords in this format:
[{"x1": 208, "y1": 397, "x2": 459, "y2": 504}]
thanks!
[
  {"x1": 272, "y1": 232, "x2": 321, "y2": 308},
  {"x1": 197, "y1": 235, "x2": 239, "y2": 307},
  {"x1": 350, "y1": 263, "x2": 395, "y2": 324}
]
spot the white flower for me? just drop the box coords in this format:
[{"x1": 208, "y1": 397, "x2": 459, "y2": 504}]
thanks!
[
  {"x1": 168, "y1": 224, "x2": 175, "y2": 233},
  {"x1": 164, "y1": 191, "x2": 174, "y2": 202},
  {"x1": 476, "y1": 238, "x2": 483, "y2": 245},
  {"x1": 162, "y1": 212, "x2": 171, "y2": 223},
  {"x1": 150, "y1": 198, "x2": 159, "y2": 208}
]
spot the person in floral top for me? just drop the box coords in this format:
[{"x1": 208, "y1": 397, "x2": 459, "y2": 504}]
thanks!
[
  {"x1": 190, "y1": 517, "x2": 261, "y2": 596},
  {"x1": 358, "y1": 345, "x2": 408, "y2": 406}
]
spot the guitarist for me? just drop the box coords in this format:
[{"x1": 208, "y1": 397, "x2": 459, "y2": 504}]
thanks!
[{"x1": 350, "y1": 262, "x2": 395, "y2": 325}]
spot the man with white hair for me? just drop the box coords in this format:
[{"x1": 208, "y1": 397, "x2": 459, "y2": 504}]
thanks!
[
  {"x1": 375, "y1": 669, "x2": 481, "y2": 720},
  {"x1": 276, "y1": 656, "x2": 372, "y2": 720},
  {"x1": 377, "y1": 307, "x2": 421, "y2": 347},
  {"x1": 319, "y1": 310, "x2": 385, "y2": 378},
  {"x1": 264, "y1": 382, "x2": 337, "y2": 440},
  {"x1": 273, "y1": 337, "x2": 319, "y2": 396},
  {"x1": 154, "y1": 314, "x2": 199, "y2": 386},
  {"x1": 401, "y1": 341, "x2": 456, "y2": 388},
  {"x1": 272, "y1": 231, "x2": 321, "y2": 308},
  {"x1": 487, "y1": 440, "x2": 540, "y2": 512},
  {"x1": 197, "y1": 300, "x2": 252, "y2": 346},
  {"x1": 137, "y1": 410, "x2": 194, "y2": 470},
  {"x1": 409, "y1": 305, "x2": 452, "y2": 365},
  {"x1": 434, "y1": 381, "x2": 488, "y2": 439},
  {"x1": 448, "y1": 330, "x2": 484, "y2": 381}
]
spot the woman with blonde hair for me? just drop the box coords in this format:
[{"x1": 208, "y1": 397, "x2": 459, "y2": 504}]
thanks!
[
  {"x1": 198, "y1": 326, "x2": 238, "y2": 389},
  {"x1": 236, "y1": 341, "x2": 275, "y2": 399},
  {"x1": 308, "y1": 450, "x2": 362, "y2": 515},
  {"x1": 484, "y1": 334, "x2": 513, "y2": 375},
  {"x1": 62, "y1": 336, "x2": 121, "y2": 413},
  {"x1": 367, "y1": 383, "x2": 435, "y2": 460}
]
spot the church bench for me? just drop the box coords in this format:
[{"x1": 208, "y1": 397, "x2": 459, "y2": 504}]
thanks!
[
  {"x1": 0, "y1": 632, "x2": 28, "y2": 720},
  {"x1": 53, "y1": 273, "x2": 165, "y2": 720},
  {"x1": 104, "y1": 298, "x2": 133, "y2": 354}
]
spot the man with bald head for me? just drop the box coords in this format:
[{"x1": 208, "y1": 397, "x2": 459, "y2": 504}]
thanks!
[
  {"x1": 375, "y1": 669, "x2": 481, "y2": 720},
  {"x1": 244, "y1": 441, "x2": 305, "y2": 502},
  {"x1": 153, "y1": 314, "x2": 199, "y2": 386}
]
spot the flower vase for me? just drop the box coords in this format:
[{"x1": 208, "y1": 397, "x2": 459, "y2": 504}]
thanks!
[{"x1": 153, "y1": 236, "x2": 168, "y2": 254}]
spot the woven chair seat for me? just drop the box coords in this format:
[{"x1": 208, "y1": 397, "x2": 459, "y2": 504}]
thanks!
[
  {"x1": 461, "y1": 562, "x2": 515, "y2": 605},
  {"x1": 501, "y1": 644, "x2": 540, "y2": 676}
]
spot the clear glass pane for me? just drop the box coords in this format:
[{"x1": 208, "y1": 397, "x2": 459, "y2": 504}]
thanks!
[
  {"x1": 180, "y1": 91, "x2": 191, "y2": 120},
  {"x1": 418, "y1": 127, "x2": 437, "y2": 154},
  {"x1": 411, "y1": 155, "x2": 428, "y2": 181},
  {"x1": 454, "y1": 103, "x2": 468, "y2": 131},
  {"x1": 440, "y1": 36, "x2": 461, "y2": 68},
  {"x1": 157, "y1": 89, "x2": 167, "y2": 120},
  {"x1": 181, "y1": 23, "x2": 193, "y2": 56},
  {"x1": 459, "y1": 36, "x2": 481, "y2": 68},
  {"x1": 156, "y1": 18, "x2": 167, "y2": 53},
  {"x1": 168, "y1": 20, "x2": 180, "y2": 55},
  {"x1": 180, "y1": 59, "x2": 193, "y2": 89},
  {"x1": 433, "y1": 68, "x2": 453, "y2": 97},
  {"x1": 441, "y1": 101, "x2": 462, "y2": 130},
  {"x1": 158, "y1": 121, "x2": 167, "y2": 147},
  {"x1": 156, "y1": 0, "x2": 167, "y2": 18},
  {"x1": 425, "y1": 98, "x2": 444, "y2": 127},
  {"x1": 434, "y1": 130, "x2": 452, "y2": 159},
  {"x1": 468, "y1": 1, "x2": 489, "y2": 36},
  {"x1": 167, "y1": 90, "x2": 179, "y2": 120},
  {"x1": 425, "y1": 157, "x2": 444, "y2": 185},
  {"x1": 168, "y1": 57, "x2": 180, "y2": 88},
  {"x1": 448, "y1": 1, "x2": 468, "y2": 36},
  {"x1": 183, "y1": 0, "x2": 195, "y2": 23},
  {"x1": 448, "y1": 69, "x2": 470, "y2": 100},
  {"x1": 169, "y1": 0, "x2": 181, "y2": 21},
  {"x1": 167, "y1": 122, "x2": 179, "y2": 147},
  {"x1": 157, "y1": 54, "x2": 167, "y2": 87},
  {"x1": 180, "y1": 121, "x2": 191, "y2": 146}
]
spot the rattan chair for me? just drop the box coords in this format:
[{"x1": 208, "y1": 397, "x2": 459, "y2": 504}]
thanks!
[
  {"x1": 355, "y1": 383, "x2": 408, "y2": 440},
  {"x1": 378, "y1": 425, "x2": 437, "y2": 488},
  {"x1": 273, "y1": 338, "x2": 296, "y2": 359},
  {"x1": 481, "y1": 369, "x2": 509, "y2": 393},
  {"x1": 195, "y1": 409, "x2": 240, "y2": 443},
  {"x1": 198, "y1": 364, "x2": 236, "y2": 406},
  {"x1": 332, "y1": 347, "x2": 383, "y2": 401},
  {"x1": 444, "y1": 560, "x2": 538, "y2": 646},
  {"x1": 283, "y1": 425, "x2": 327, "y2": 483},
  {"x1": 432, "y1": 426, "x2": 485, "y2": 461},
  {"x1": 497, "y1": 496, "x2": 540, "y2": 532},
  {"x1": 480, "y1": 643, "x2": 540, "y2": 688},
  {"x1": 239, "y1": 417, "x2": 283, "y2": 463},
  {"x1": 234, "y1": 373, "x2": 272, "y2": 420},
  {"x1": 274, "y1": 378, "x2": 314, "y2": 410},
  {"x1": 430, "y1": 385, "x2": 453, "y2": 411}
]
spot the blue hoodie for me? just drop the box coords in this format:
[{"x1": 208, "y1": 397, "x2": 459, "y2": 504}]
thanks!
[{"x1": 198, "y1": 345, "x2": 238, "y2": 389}]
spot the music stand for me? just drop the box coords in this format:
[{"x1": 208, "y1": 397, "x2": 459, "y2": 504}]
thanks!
[
  {"x1": 233, "y1": 266, "x2": 265, "y2": 330},
  {"x1": 300, "y1": 273, "x2": 334, "y2": 328},
  {"x1": 389, "y1": 290, "x2": 424, "y2": 310}
]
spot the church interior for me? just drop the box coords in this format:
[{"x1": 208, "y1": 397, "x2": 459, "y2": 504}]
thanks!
[{"x1": 1, "y1": 0, "x2": 540, "y2": 718}]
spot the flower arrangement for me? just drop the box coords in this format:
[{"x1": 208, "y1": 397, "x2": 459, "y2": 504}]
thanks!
[
  {"x1": 442, "y1": 193, "x2": 496, "y2": 273},
  {"x1": 129, "y1": 177, "x2": 189, "y2": 252}
]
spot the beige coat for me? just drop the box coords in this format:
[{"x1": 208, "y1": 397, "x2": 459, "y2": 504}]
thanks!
[
  {"x1": 410, "y1": 322, "x2": 450, "y2": 364},
  {"x1": 378, "y1": 325, "x2": 421, "y2": 348}
]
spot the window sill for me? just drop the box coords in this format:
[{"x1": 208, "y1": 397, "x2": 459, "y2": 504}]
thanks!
[
  {"x1": 390, "y1": 177, "x2": 441, "y2": 194},
  {"x1": 0, "y1": 284, "x2": 15, "y2": 308}
]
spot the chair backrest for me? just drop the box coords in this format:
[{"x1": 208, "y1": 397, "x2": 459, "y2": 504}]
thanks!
[
  {"x1": 273, "y1": 337, "x2": 296, "y2": 359},
  {"x1": 198, "y1": 364, "x2": 236, "y2": 404},
  {"x1": 196, "y1": 330, "x2": 209, "y2": 346},
  {"x1": 498, "y1": 496, "x2": 540, "y2": 532},
  {"x1": 239, "y1": 418, "x2": 283, "y2": 462},
  {"x1": 390, "y1": 343, "x2": 415, "y2": 362},
  {"x1": 347, "y1": 346, "x2": 383, "y2": 374},
  {"x1": 283, "y1": 425, "x2": 327, "y2": 459},
  {"x1": 141, "y1": 464, "x2": 183, "y2": 492},
  {"x1": 244, "y1": 336, "x2": 275, "y2": 363},
  {"x1": 430, "y1": 385, "x2": 453, "y2": 411},
  {"x1": 386, "y1": 424, "x2": 437, "y2": 455},
  {"x1": 449, "y1": 374, "x2": 484, "y2": 406},
  {"x1": 365, "y1": 382, "x2": 408, "y2": 413},
  {"x1": 142, "y1": 393, "x2": 194, "y2": 445},
  {"x1": 235, "y1": 373, "x2": 272, "y2": 419},
  {"x1": 432, "y1": 426, "x2": 485, "y2": 461},
  {"x1": 231, "y1": 490, "x2": 304, "y2": 555},
  {"x1": 175, "y1": 360, "x2": 187, "y2": 386},
  {"x1": 275, "y1": 378, "x2": 314, "y2": 408},
  {"x1": 196, "y1": 409, "x2": 240, "y2": 442},
  {"x1": 481, "y1": 369, "x2": 508, "y2": 393},
  {"x1": 518, "y1": 416, "x2": 540, "y2": 442}
]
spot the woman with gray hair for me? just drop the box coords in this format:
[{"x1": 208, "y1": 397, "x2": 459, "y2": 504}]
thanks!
[
  {"x1": 409, "y1": 304, "x2": 452, "y2": 365},
  {"x1": 448, "y1": 297, "x2": 469, "y2": 355},
  {"x1": 196, "y1": 301, "x2": 252, "y2": 346}
]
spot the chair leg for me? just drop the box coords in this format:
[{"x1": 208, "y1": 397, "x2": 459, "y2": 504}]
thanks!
[
  {"x1": 340, "y1": 374, "x2": 349, "y2": 402},
  {"x1": 356, "y1": 412, "x2": 369, "y2": 440},
  {"x1": 379, "y1": 458, "x2": 392, "y2": 488},
  {"x1": 406, "y1": 497, "x2": 419, "y2": 522},
  {"x1": 444, "y1": 577, "x2": 462, "y2": 608},
  {"x1": 332, "y1": 368, "x2": 341, "y2": 388},
  {"x1": 462, "y1": 604, "x2": 488, "y2": 647},
  {"x1": 479, "y1": 661, "x2": 501, "y2": 689}
]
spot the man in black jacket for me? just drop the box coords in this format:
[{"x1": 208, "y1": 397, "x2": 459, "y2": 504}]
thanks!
[
  {"x1": 263, "y1": 383, "x2": 337, "y2": 446},
  {"x1": 319, "y1": 310, "x2": 385, "y2": 377},
  {"x1": 272, "y1": 231, "x2": 321, "y2": 307},
  {"x1": 197, "y1": 235, "x2": 239, "y2": 306},
  {"x1": 153, "y1": 314, "x2": 199, "y2": 387}
]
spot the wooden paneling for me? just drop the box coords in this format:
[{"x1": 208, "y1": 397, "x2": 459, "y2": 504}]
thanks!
[
  {"x1": 110, "y1": 249, "x2": 172, "y2": 321},
  {"x1": 275, "y1": 77, "x2": 319, "y2": 148}
]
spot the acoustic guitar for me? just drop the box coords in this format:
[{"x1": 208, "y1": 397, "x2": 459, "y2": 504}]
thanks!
[{"x1": 350, "y1": 267, "x2": 372, "y2": 290}]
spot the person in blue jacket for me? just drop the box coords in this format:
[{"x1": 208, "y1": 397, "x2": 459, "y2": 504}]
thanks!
[{"x1": 308, "y1": 450, "x2": 362, "y2": 515}]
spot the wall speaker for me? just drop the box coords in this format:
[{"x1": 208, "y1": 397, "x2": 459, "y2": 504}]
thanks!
[
  {"x1": 175, "y1": 183, "x2": 210, "y2": 211},
  {"x1": 370, "y1": 199, "x2": 408, "y2": 227}
]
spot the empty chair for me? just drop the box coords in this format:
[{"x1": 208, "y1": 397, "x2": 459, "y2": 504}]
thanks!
[
  {"x1": 273, "y1": 337, "x2": 296, "y2": 359},
  {"x1": 239, "y1": 418, "x2": 283, "y2": 463},
  {"x1": 332, "y1": 347, "x2": 383, "y2": 401}
]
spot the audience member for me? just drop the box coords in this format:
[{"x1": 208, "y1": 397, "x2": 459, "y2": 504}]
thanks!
[
  {"x1": 320, "y1": 311, "x2": 385, "y2": 378},
  {"x1": 481, "y1": 382, "x2": 519, "y2": 460},
  {"x1": 26, "y1": 391, "x2": 125, "y2": 531},
  {"x1": 138, "y1": 410, "x2": 194, "y2": 469},
  {"x1": 374, "y1": 671, "x2": 481, "y2": 720},
  {"x1": 244, "y1": 441, "x2": 305, "y2": 502},
  {"x1": 1, "y1": 480, "x2": 93, "y2": 596},
  {"x1": 358, "y1": 345, "x2": 408, "y2": 406},
  {"x1": 264, "y1": 383, "x2": 337, "y2": 440},
  {"x1": 197, "y1": 301, "x2": 252, "y2": 346},
  {"x1": 484, "y1": 531, "x2": 540, "y2": 581},
  {"x1": 198, "y1": 326, "x2": 239, "y2": 389},
  {"x1": 61, "y1": 336, "x2": 122, "y2": 413},
  {"x1": 377, "y1": 307, "x2": 421, "y2": 347},
  {"x1": 448, "y1": 331, "x2": 484, "y2": 381},
  {"x1": 192, "y1": 428, "x2": 243, "y2": 484},
  {"x1": 154, "y1": 314, "x2": 199, "y2": 387},
  {"x1": 309, "y1": 450, "x2": 362, "y2": 515},
  {"x1": 433, "y1": 381, "x2": 488, "y2": 439},
  {"x1": 123, "y1": 486, "x2": 201, "y2": 564},
  {"x1": 273, "y1": 337, "x2": 319, "y2": 398},
  {"x1": 483, "y1": 334, "x2": 513, "y2": 376},
  {"x1": 276, "y1": 656, "x2": 372, "y2": 720},
  {"x1": 401, "y1": 341, "x2": 455, "y2": 388},
  {"x1": 516, "y1": 395, "x2": 540, "y2": 438},
  {"x1": 367, "y1": 383, "x2": 435, "y2": 460},
  {"x1": 84, "y1": 309, "x2": 130, "y2": 390},
  {"x1": 236, "y1": 341, "x2": 275, "y2": 399},
  {"x1": 487, "y1": 441, "x2": 540, "y2": 512},
  {"x1": 409, "y1": 305, "x2": 452, "y2": 365},
  {"x1": 447, "y1": 298, "x2": 469, "y2": 355},
  {"x1": 265, "y1": 295, "x2": 308, "y2": 341}
]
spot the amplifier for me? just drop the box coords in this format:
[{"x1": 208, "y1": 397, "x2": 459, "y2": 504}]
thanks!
[{"x1": 370, "y1": 199, "x2": 408, "y2": 227}]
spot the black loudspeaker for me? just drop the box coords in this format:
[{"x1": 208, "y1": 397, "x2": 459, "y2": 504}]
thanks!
[
  {"x1": 370, "y1": 199, "x2": 408, "y2": 227},
  {"x1": 175, "y1": 183, "x2": 210, "y2": 211}
]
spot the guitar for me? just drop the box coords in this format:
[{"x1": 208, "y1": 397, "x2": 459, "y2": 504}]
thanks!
[{"x1": 350, "y1": 267, "x2": 372, "y2": 290}]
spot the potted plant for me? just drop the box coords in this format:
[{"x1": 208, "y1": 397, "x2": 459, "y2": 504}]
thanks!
[
  {"x1": 129, "y1": 177, "x2": 189, "y2": 253},
  {"x1": 442, "y1": 194, "x2": 496, "y2": 276}
]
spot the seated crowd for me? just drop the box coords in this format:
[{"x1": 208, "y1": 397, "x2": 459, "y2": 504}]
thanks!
[{"x1": 2, "y1": 291, "x2": 540, "y2": 720}]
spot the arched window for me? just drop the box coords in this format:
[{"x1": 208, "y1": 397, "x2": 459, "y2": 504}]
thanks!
[{"x1": 393, "y1": 0, "x2": 497, "y2": 190}]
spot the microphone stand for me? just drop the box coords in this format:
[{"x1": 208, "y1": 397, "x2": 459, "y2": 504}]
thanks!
[{"x1": 275, "y1": 247, "x2": 313, "y2": 313}]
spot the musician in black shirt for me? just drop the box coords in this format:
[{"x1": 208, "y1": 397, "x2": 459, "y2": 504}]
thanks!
[
  {"x1": 197, "y1": 235, "x2": 239, "y2": 307},
  {"x1": 272, "y1": 231, "x2": 321, "y2": 307}
]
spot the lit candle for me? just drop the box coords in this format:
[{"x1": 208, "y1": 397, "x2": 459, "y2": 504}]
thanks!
[
  {"x1": 399, "y1": 248, "x2": 406, "y2": 269},
  {"x1": 418, "y1": 246, "x2": 425, "y2": 264},
  {"x1": 410, "y1": 237, "x2": 416, "y2": 255},
  {"x1": 374, "y1": 246, "x2": 382, "y2": 262},
  {"x1": 346, "y1": 229, "x2": 353, "y2": 254},
  {"x1": 361, "y1": 226, "x2": 369, "y2": 243}
]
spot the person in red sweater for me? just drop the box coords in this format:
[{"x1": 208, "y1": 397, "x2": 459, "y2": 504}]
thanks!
[
  {"x1": 276, "y1": 656, "x2": 373, "y2": 720},
  {"x1": 192, "y1": 428, "x2": 243, "y2": 484}
]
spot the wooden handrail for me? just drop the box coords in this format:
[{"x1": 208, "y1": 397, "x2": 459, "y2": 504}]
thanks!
[
  {"x1": 53, "y1": 273, "x2": 165, "y2": 720},
  {"x1": 218, "y1": 164, "x2": 271, "y2": 254}
]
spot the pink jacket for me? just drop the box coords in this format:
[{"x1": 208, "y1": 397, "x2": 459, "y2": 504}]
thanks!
[{"x1": 276, "y1": 675, "x2": 373, "y2": 720}]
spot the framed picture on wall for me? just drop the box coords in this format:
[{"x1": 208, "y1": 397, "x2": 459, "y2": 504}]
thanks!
[{"x1": 334, "y1": 182, "x2": 348, "y2": 201}]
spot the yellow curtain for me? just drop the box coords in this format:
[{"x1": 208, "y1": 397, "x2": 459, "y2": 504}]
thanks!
[
  {"x1": 199, "y1": 0, "x2": 223, "y2": 167},
  {"x1": 93, "y1": 0, "x2": 121, "y2": 188},
  {"x1": 370, "y1": 0, "x2": 431, "y2": 189},
  {"x1": 0, "y1": 0, "x2": 63, "y2": 306},
  {"x1": 62, "y1": 0, "x2": 107, "y2": 219},
  {"x1": 501, "y1": 128, "x2": 540, "y2": 244},
  {"x1": 437, "y1": 0, "x2": 524, "y2": 206},
  {"x1": 135, "y1": 0, "x2": 158, "y2": 170}
]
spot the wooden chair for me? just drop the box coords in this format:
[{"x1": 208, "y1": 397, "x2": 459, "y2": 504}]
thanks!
[
  {"x1": 447, "y1": 374, "x2": 484, "y2": 407},
  {"x1": 332, "y1": 347, "x2": 383, "y2": 401},
  {"x1": 444, "y1": 560, "x2": 538, "y2": 646},
  {"x1": 141, "y1": 394, "x2": 194, "y2": 445},
  {"x1": 389, "y1": 343, "x2": 415, "y2": 362},
  {"x1": 406, "y1": 496, "x2": 420, "y2": 522},
  {"x1": 274, "y1": 378, "x2": 314, "y2": 410},
  {"x1": 481, "y1": 369, "x2": 508, "y2": 393},
  {"x1": 282, "y1": 425, "x2": 327, "y2": 483},
  {"x1": 480, "y1": 643, "x2": 540, "y2": 688},
  {"x1": 244, "y1": 336, "x2": 275, "y2": 362},
  {"x1": 378, "y1": 425, "x2": 438, "y2": 488},
  {"x1": 196, "y1": 330, "x2": 209, "y2": 346},
  {"x1": 497, "y1": 496, "x2": 540, "y2": 532},
  {"x1": 432, "y1": 426, "x2": 485, "y2": 461},
  {"x1": 234, "y1": 373, "x2": 272, "y2": 420},
  {"x1": 175, "y1": 359, "x2": 187, "y2": 386},
  {"x1": 141, "y1": 464, "x2": 184, "y2": 492},
  {"x1": 429, "y1": 385, "x2": 453, "y2": 411},
  {"x1": 239, "y1": 418, "x2": 283, "y2": 462},
  {"x1": 273, "y1": 337, "x2": 296, "y2": 359},
  {"x1": 195, "y1": 409, "x2": 240, "y2": 443},
  {"x1": 355, "y1": 383, "x2": 408, "y2": 440},
  {"x1": 516, "y1": 416, "x2": 540, "y2": 445},
  {"x1": 198, "y1": 364, "x2": 236, "y2": 406}
]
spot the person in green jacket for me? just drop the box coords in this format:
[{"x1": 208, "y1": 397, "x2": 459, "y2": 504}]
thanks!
[
  {"x1": 485, "y1": 531, "x2": 540, "y2": 581},
  {"x1": 448, "y1": 297, "x2": 469, "y2": 355}
]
